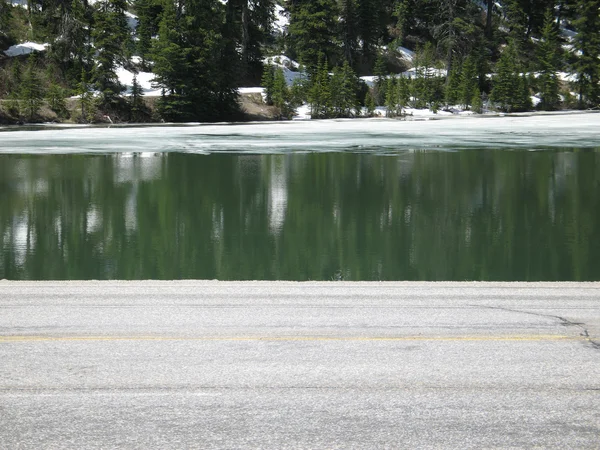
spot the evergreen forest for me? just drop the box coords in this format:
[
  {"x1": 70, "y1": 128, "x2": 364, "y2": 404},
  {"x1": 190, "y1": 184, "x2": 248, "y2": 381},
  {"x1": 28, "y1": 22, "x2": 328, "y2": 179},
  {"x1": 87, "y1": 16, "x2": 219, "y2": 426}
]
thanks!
[{"x1": 0, "y1": 0, "x2": 599, "y2": 122}]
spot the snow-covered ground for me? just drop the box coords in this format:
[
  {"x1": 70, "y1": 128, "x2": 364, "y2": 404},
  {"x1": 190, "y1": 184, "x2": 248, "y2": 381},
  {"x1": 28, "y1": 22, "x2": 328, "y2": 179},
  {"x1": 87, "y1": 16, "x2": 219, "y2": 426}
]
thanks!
[
  {"x1": 360, "y1": 67, "x2": 447, "y2": 87},
  {"x1": 291, "y1": 105, "x2": 474, "y2": 121},
  {"x1": 397, "y1": 46, "x2": 415, "y2": 61},
  {"x1": 273, "y1": 4, "x2": 288, "y2": 34},
  {"x1": 1, "y1": 112, "x2": 599, "y2": 154},
  {"x1": 115, "y1": 67, "x2": 161, "y2": 96},
  {"x1": 3, "y1": 42, "x2": 49, "y2": 57},
  {"x1": 262, "y1": 55, "x2": 306, "y2": 85}
]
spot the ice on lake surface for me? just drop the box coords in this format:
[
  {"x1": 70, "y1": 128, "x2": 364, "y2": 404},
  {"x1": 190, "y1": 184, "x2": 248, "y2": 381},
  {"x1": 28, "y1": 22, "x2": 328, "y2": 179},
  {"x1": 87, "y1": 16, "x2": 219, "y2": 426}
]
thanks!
[{"x1": 1, "y1": 113, "x2": 600, "y2": 154}]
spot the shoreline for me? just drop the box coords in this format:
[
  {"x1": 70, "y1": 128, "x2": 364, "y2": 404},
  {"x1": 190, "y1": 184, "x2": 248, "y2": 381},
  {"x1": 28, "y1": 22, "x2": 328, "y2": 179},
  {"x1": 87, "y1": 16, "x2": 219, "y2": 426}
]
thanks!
[
  {"x1": 1, "y1": 111, "x2": 599, "y2": 153},
  {"x1": 2, "y1": 279, "x2": 600, "y2": 285},
  {"x1": 1, "y1": 108, "x2": 599, "y2": 131}
]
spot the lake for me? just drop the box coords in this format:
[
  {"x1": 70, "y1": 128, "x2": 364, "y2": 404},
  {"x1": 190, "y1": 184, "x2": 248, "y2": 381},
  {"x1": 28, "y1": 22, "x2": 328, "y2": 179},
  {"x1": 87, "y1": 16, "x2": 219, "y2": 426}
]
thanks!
[{"x1": 1, "y1": 115, "x2": 599, "y2": 280}]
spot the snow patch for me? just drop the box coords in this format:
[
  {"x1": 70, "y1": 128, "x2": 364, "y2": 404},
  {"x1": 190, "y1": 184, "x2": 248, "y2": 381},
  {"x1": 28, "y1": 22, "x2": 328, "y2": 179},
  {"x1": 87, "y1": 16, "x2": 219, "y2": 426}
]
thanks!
[
  {"x1": 360, "y1": 67, "x2": 447, "y2": 88},
  {"x1": 293, "y1": 104, "x2": 311, "y2": 120},
  {"x1": 263, "y1": 55, "x2": 306, "y2": 85},
  {"x1": 397, "y1": 46, "x2": 415, "y2": 61},
  {"x1": 4, "y1": 42, "x2": 49, "y2": 57},
  {"x1": 264, "y1": 55, "x2": 300, "y2": 70},
  {"x1": 558, "y1": 72, "x2": 577, "y2": 83},
  {"x1": 116, "y1": 66, "x2": 162, "y2": 96},
  {"x1": 273, "y1": 4, "x2": 288, "y2": 34},
  {"x1": 125, "y1": 11, "x2": 138, "y2": 30},
  {"x1": 239, "y1": 87, "x2": 265, "y2": 94}
]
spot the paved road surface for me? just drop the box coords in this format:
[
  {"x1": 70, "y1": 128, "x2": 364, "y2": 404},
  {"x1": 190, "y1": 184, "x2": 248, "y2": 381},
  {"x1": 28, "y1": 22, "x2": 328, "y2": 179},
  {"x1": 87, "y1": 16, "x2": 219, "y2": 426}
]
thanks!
[{"x1": 1, "y1": 281, "x2": 599, "y2": 449}]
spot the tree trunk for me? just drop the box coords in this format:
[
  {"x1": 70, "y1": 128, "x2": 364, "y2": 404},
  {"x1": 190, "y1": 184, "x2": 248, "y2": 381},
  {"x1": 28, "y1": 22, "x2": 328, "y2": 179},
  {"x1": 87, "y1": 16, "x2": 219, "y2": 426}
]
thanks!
[
  {"x1": 485, "y1": 0, "x2": 493, "y2": 40},
  {"x1": 241, "y1": 1, "x2": 249, "y2": 78},
  {"x1": 445, "y1": 0, "x2": 456, "y2": 83}
]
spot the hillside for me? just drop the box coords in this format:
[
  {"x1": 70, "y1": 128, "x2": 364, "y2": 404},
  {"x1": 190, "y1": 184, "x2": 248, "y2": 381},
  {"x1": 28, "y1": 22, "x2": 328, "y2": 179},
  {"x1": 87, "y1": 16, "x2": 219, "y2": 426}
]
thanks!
[{"x1": 0, "y1": 0, "x2": 598, "y2": 123}]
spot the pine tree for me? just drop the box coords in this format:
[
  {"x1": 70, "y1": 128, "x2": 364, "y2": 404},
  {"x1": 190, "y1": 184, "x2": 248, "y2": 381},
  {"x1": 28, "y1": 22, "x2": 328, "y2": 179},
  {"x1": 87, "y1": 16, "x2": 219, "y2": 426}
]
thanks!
[
  {"x1": 262, "y1": 64, "x2": 275, "y2": 105},
  {"x1": 491, "y1": 41, "x2": 519, "y2": 111},
  {"x1": 288, "y1": 0, "x2": 339, "y2": 71},
  {"x1": 340, "y1": 60, "x2": 360, "y2": 116},
  {"x1": 537, "y1": 8, "x2": 561, "y2": 110},
  {"x1": 356, "y1": 0, "x2": 382, "y2": 69},
  {"x1": 290, "y1": 75, "x2": 309, "y2": 108},
  {"x1": 10, "y1": 60, "x2": 22, "y2": 95},
  {"x1": 51, "y1": 0, "x2": 92, "y2": 78},
  {"x1": 308, "y1": 56, "x2": 331, "y2": 118},
  {"x1": 385, "y1": 76, "x2": 397, "y2": 117},
  {"x1": 221, "y1": 0, "x2": 243, "y2": 88},
  {"x1": 78, "y1": 66, "x2": 95, "y2": 122},
  {"x1": 129, "y1": 73, "x2": 147, "y2": 121},
  {"x1": 413, "y1": 43, "x2": 437, "y2": 108},
  {"x1": 445, "y1": 57, "x2": 461, "y2": 106},
  {"x1": 329, "y1": 65, "x2": 344, "y2": 117},
  {"x1": 572, "y1": 0, "x2": 600, "y2": 107},
  {"x1": 46, "y1": 83, "x2": 68, "y2": 118},
  {"x1": 373, "y1": 52, "x2": 387, "y2": 105},
  {"x1": 244, "y1": 0, "x2": 277, "y2": 83},
  {"x1": 20, "y1": 54, "x2": 45, "y2": 121},
  {"x1": 391, "y1": 0, "x2": 408, "y2": 47},
  {"x1": 271, "y1": 67, "x2": 290, "y2": 114},
  {"x1": 92, "y1": 0, "x2": 131, "y2": 109},
  {"x1": 471, "y1": 87, "x2": 483, "y2": 113},
  {"x1": 27, "y1": 0, "x2": 67, "y2": 42},
  {"x1": 339, "y1": 0, "x2": 359, "y2": 68},
  {"x1": 435, "y1": 0, "x2": 466, "y2": 72},
  {"x1": 397, "y1": 76, "x2": 410, "y2": 114},
  {"x1": 515, "y1": 73, "x2": 532, "y2": 112},
  {"x1": 0, "y1": 0, "x2": 12, "y2": 41},
  {"x1": 152, "y1": 0, "x2": 239, "y2": 121},
  {"x1": 134, "y1": 0, "x2": 163, "y2": 67},
  {"x1": 221, "y1": 0, "x2": 275, "y2": 85},
  {"x1": 459, "y1": 55, "x2": 478, "y2": 109},
  {"x1": 330, "y1": 60, "x2": 358, "y2": 117},
  {"x1": 365, "y1": 89, "x2": 376, "y2": 117},
  {"x1": 504, "y1": 0, "x2": 527, "y2": 52},
  {"x1": 152, "y1": 0, "x2": 187, "y2": 97}
]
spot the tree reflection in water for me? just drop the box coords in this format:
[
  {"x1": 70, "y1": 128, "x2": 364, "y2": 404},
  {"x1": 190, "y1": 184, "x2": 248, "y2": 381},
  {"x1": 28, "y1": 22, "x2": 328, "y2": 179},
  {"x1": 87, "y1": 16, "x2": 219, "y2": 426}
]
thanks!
[{"x1": 0, "y1": 150, "x2": 598, "y2": 280}]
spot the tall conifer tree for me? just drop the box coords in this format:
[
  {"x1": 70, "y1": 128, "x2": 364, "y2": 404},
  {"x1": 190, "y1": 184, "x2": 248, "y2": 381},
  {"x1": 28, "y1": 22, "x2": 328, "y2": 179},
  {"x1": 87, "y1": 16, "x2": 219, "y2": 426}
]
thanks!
[
  {"x1": 573, "y1": 0, "x2": 600, "y2": 107},
  {"x1": 459, "y1": 54, "x2": 478, "y2": 108},
  {"x1": 537, "y1": 8, "x2": 561, "y2": 110},
  {"x1": 93, "y1": 0, "x2": 131, "y2": 108},
  {"x1": 288, "y1": 0, "x2": 339, "y2": 71},
  {"x1": 339, "y1": 0, "x2": 359, "y2": 68},
  {"x1": 0, "y1": 0, "x2": 12, "y2": 42},
  {"x1": 356, "y1": 0, "x2": 382, "y2": 69},
  {"x1": 20, "y1": 54, "x2": 44, "y2": 121},
  {"x1": 491, "y1": 41, "x2": 518, "y2": 111},
  {"x1": 134, "y1": 0, "x2": 163, "y2": 67},
  {"x1": 397, "y1": 75, "x2": 410, "y2": 113},
  {"x1": 308, "y1": 56, "x2": 331, "y2": 118},
  {"x1": 152, "y1": 0, "x2": 239, "y2": 121},
  {"x1": 129, "y1": 73, "x2": 147, "y2": 121},
  {"x1": 445, "y1": 57, "x2": 461, "y2": 106},
  {"x1": 51, "y1": 0, "x2": 92, "y2": 83}
]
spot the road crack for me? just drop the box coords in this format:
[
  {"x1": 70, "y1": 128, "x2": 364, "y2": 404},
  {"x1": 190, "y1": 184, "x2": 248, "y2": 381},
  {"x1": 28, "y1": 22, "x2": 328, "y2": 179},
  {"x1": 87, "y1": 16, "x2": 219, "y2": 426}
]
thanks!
[{"x1": 471, "y1": 305, "x2": 600, "y2": 351}]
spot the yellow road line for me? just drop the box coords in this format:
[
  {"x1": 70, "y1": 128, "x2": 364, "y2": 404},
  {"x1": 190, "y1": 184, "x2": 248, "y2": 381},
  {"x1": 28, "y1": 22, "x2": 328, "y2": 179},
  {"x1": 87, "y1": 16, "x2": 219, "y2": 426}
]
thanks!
[{"x1": 0, "y1": 335, "x2": 583, "y2": 343}]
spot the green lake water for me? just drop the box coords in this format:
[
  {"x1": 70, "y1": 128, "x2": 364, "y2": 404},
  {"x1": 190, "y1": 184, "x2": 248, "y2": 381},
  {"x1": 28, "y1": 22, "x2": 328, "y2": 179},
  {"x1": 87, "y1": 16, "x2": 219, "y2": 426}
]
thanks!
[{"x1": 1, "y1": 150, "x2": 599, "y2": 280}]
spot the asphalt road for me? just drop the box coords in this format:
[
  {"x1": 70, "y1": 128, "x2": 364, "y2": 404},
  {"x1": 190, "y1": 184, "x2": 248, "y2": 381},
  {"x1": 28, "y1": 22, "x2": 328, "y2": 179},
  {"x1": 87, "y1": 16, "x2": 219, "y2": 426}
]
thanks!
[{"x1": 1, "y1": 281, "x2": 599, "y2": 449}]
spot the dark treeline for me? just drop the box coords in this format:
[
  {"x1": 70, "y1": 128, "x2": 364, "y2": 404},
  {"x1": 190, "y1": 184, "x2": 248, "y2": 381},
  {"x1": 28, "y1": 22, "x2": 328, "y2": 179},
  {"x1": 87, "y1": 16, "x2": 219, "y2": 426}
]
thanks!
[{"x1": 0, "y1": 0, "x2": 599, "y2": 122}]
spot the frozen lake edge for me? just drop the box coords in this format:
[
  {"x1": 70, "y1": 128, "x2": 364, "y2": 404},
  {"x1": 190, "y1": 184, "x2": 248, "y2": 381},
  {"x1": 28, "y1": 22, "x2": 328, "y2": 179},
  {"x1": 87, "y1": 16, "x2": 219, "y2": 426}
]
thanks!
[{"x1": 1, "y1": 110, "x2": 599, "y2": 154}]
